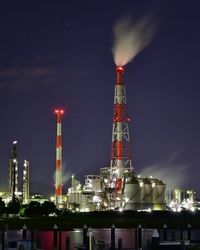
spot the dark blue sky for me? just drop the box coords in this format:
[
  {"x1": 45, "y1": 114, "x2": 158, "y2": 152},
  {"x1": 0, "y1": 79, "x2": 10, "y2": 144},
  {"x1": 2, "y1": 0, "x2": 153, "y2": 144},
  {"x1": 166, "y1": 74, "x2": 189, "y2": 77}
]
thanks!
[{"x1": 0, "y1": 1, "x2": 200, "y2": 195}]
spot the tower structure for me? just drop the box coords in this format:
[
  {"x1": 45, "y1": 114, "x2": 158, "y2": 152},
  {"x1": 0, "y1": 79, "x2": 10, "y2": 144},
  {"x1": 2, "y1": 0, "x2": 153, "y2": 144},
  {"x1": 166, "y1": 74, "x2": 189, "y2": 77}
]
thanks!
[
  {"x1": 110, "y1": 66, "x2": 133, "y2": 192},
  {"x1": 8, "y1": 140, "x2": 19, "y2": 200},
  {"x1": 54, "y1": 109, "x2": 64, "y2": 206},
  {"x1": 23, "y1": 160, "x2": 29, "y2": 204}
]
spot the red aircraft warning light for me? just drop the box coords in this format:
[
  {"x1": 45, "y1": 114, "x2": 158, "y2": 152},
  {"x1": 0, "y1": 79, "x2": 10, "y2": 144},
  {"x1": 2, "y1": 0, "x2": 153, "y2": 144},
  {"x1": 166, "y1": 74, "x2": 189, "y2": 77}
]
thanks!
[
  {"x1": 54, "y1": 109, "x2": 64, "y2": 115},
  {"x1": 116, "y1": 66, "x2": 124, "y2": 73}
]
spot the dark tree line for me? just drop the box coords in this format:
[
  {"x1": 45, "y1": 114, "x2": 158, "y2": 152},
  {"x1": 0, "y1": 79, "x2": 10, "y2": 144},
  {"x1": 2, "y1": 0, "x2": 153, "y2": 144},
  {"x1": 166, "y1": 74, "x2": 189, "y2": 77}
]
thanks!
[
  {"x1": 0, "y1": 198, "x2": 57, "y2": 218},
  {"x1": 22, "y1": 201, "x2": 56, "y2": 217}
]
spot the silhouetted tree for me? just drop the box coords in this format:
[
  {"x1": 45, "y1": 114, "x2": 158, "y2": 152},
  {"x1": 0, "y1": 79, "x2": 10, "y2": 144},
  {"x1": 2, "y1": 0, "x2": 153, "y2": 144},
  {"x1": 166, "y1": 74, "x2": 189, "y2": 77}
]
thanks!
[
  {"x1": 7, "y1": 198, "x2": 20, "y2": 215},
  {"x1": 0, "y1": 197, "x2": 5, "y2": 215},
  {"x1": 24, "y1": 201, "x2": 41, "y2": 217},
  {"x1": 41, "y1": 201, "x2": 56, "y2": 216}
]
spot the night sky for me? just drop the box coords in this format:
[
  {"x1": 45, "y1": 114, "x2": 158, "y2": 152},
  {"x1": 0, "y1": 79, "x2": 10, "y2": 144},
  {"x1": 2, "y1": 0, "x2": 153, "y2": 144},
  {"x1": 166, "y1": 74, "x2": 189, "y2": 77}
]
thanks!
[{"x1": 0, "y1": 1, "x2": 200, "y2": 196}]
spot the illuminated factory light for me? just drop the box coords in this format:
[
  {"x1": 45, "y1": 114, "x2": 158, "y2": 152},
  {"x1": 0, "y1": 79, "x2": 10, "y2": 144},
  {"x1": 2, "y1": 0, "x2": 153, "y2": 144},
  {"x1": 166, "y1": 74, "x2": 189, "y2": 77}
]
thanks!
[
  {"x1": 125, "y1": 197, "x2": 129, "y2": 202},
  {"x1": 147, "y1": 208, "x2": 152, "y2": 213},
  {"x1": 93, "y1": 195, "x2": 102, "y2": 203},
  {"x1": 139, "y1": 181, "x2": 143, "y2": 188},
  {"x1": 50, "y1": 196, "x2": 55, "y2": 202}
]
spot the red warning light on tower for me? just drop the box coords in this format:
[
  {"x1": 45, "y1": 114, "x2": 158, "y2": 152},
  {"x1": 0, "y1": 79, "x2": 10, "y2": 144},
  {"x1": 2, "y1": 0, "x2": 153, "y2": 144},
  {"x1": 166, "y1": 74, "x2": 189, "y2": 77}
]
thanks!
[
  {"x1": 116, "y1": 66, "x2": 124, "y2": 73},
  {"x1": 116, "y1": 66, "x2": 124, "y2": 85},
  {"x1": 54, "y1": 109, "x2": 64, "y2": 114}
]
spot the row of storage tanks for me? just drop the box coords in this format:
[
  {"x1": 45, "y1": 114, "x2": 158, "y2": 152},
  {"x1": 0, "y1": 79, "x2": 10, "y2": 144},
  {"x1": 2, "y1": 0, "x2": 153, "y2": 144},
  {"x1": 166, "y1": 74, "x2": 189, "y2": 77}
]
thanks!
[
  {"x1": 66, "y1": 171, "x2": 166, "y2": 211},
  {"x1": 124, "y1": 175, "x2": 165, "y2": 210},
  {"x1": 99, "y1": 167, "x2": 166, "y2": 210}
]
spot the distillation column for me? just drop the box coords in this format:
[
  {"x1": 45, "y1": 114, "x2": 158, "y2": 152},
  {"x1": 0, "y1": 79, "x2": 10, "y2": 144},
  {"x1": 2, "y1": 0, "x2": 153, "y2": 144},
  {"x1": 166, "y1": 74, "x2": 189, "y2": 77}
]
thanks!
[
  {"x1": 8, "y1": 140, "x2": 18, "y2": 201},
  {"x1": 23, "y1": 160, "x2": 29, "y2": 204}
]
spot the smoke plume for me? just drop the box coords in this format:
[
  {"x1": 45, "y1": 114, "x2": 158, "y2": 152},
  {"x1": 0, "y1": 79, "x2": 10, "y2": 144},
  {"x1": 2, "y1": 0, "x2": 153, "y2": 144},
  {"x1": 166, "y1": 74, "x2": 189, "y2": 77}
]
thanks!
[
  {"x1": 112, "y1": 16, "x2": 157, "y2": 66},
  {"x1": 138, "y1": 153, "x2": 190, "y2": 190}
]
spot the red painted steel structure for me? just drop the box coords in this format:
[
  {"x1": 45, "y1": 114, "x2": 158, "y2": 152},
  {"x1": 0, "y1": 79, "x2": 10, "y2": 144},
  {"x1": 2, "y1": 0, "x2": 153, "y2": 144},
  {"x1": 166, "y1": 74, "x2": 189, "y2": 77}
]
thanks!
[
  {"x1": 54, "y1": 108, "x2": 64, "y2": 205},
  {"x1": 110, "y1": 66, "x2": 133, "y2": 191}
]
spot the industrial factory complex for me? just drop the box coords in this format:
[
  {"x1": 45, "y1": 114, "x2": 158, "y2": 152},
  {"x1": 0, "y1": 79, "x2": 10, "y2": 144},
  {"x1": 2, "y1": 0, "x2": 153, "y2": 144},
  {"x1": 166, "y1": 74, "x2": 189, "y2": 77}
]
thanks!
[
  {"x1": 66, "y1": 66, "x2": 166, "y2": 212},
  {"x1": 1, "y1": 65, "x2": 196, "y2": 213}
]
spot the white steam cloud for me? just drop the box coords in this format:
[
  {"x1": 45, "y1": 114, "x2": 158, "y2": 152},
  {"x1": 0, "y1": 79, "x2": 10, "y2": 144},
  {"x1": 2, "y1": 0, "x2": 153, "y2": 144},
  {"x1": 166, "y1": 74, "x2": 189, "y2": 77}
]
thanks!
[
  {"x1": 138, "y1": 153, "x2": 190, "y2": 190},
  {"x1": 53, "y1": 162, "x2": 72, "y2": 186},
  {"x1": 112, "y1": 16, "x2": 157, "y2": 66}
]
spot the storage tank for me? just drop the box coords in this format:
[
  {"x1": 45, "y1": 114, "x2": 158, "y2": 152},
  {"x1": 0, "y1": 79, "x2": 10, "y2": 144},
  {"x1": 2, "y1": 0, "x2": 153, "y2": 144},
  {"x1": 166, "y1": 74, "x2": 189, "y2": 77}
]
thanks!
[
  {"x1": 155, "y1": 180, "x2": 165, "y2": 203},
  {"x1": 124, "y1": 175, "x2": 141, "y2": 210},
  {"x1": 152, "y1": 179, "x2": 166, "y2": 210},
  {"x1": 151, "y1": 179, "x2": 157, "y2": 203},
  {"x1": 123, "y1": 175, "x2": 166, "y2": 210},
  {"x1": 141, "y1": 178, "x2": 153, "y2": 205}
]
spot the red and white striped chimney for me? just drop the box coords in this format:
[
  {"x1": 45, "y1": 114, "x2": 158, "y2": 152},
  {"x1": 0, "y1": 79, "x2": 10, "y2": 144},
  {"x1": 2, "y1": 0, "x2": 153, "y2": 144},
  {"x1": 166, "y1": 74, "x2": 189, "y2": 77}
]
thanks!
[{"x1": 54, "y1": 108, "x2": 64, "y2": 205}]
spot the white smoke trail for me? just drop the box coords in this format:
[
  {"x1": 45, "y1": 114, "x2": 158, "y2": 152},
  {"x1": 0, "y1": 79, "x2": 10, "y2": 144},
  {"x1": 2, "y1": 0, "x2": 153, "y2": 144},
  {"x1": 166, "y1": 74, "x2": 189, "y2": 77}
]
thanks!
[
  {"x1": 112, "y1": 16, "x2": 157, "y2": 66},
  {"x1": 53, "y1": 162, "x2": 72, "y2": 186},
  {"x1": 138, "y1": 153, "x2": 190, "y2": 190}
]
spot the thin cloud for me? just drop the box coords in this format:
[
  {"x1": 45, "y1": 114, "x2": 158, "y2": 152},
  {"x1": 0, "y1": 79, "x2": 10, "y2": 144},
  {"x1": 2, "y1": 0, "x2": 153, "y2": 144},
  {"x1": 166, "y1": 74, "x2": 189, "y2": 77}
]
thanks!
[
  {"x1": 0, "y1": 63, "x2": 86, "y2": 93},
  {"x1": 138, "y1": 152, "x2": 190, "y2": 190}
]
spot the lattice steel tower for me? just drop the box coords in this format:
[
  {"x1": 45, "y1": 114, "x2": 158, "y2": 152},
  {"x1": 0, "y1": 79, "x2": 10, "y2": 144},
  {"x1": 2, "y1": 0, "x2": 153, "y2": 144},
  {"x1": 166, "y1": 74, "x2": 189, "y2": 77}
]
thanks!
[{"x1": 110, "y1": 66, "x2": 133, "y2": 191}]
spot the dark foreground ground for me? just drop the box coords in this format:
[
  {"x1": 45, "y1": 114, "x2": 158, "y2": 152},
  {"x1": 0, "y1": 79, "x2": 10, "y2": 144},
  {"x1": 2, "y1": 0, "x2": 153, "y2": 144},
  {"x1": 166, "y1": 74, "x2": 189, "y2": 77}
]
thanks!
[{"x1": 0, "y1": 211, "x2": 199, "y2": 230}]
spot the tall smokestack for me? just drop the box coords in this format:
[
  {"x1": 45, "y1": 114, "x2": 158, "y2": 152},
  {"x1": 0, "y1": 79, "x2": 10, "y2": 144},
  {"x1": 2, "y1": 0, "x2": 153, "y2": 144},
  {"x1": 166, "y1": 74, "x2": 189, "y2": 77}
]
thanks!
[
  {"x1": 54, "y1": 109, "x2": 64, "y2": 206},
  {"x1": 110, "y1": 66, "x2": 133, "y2": 191}
]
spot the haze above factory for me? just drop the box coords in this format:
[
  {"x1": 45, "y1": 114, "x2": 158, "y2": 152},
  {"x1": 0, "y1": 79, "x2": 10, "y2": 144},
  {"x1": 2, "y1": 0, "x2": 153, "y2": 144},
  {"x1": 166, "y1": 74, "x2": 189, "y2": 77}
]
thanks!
[{"x1": 0, "y1": 1, "x2": 200, "y2": 195}]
